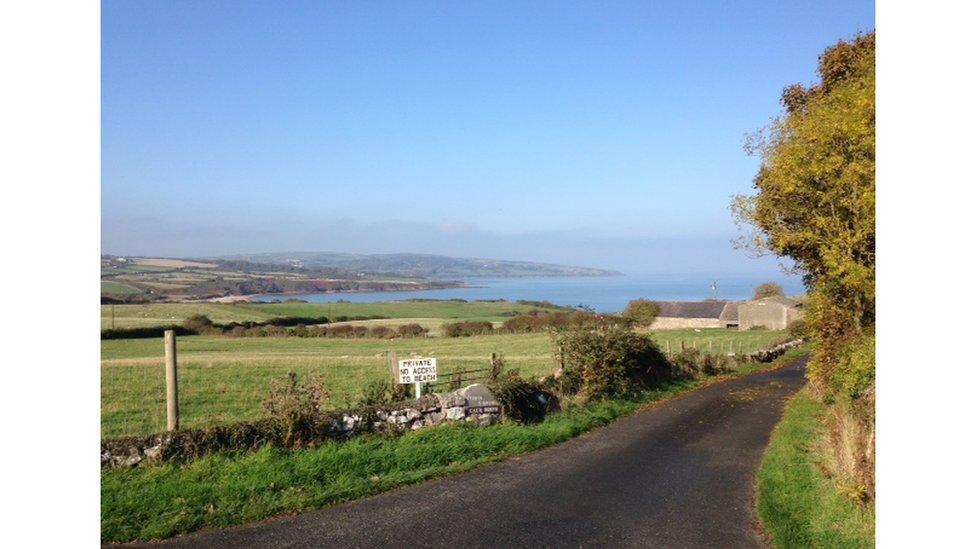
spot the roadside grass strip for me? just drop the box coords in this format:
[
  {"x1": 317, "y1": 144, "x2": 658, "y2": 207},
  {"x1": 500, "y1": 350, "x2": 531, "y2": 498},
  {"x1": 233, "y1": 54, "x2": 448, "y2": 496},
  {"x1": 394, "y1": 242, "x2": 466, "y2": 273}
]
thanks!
[{"x1": 756, "y1": 389, "x2": 874, "y2": 548}]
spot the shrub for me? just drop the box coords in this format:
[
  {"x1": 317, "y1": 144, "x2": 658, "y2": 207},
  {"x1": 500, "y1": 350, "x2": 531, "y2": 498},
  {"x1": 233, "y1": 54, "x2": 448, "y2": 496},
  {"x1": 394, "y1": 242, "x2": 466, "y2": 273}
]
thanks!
[
  {"x1": 396, "y1": 323, "x2": 428, "y2": 337},
  {"x1": 263, "y1": 372, "x2": 330, "y2": 447},
  {"x1": 556, "y1": 326, "x2": 670, "y2": 399},
  {"x1": 622, "y1": 299, "x2": 661, "y2": 326},
  {"x1": 487, "y1": 369, "x2": 558, "y2": 424},
  {"x1": 182, "y1": 314, "x2": 214, "y2": 332},
  {"x1": 787, "y1": 318, "x2": 809, "y2": 339},
  {"x1": 442, "y1": 321, "x2": 494, "y2": 337},
  {"x1": 357, "y1": 378, "x2": 410, "y2": 407},
  {"x1": 369, "y1": 326, "x2": 397, "y2": 339}
]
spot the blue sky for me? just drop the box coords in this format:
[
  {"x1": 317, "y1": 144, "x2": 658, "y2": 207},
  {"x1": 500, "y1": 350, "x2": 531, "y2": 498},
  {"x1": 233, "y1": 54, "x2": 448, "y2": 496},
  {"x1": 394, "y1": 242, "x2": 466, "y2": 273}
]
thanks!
[{"x1": 102, "y1": 1, "x2": 874, "y2": 274}]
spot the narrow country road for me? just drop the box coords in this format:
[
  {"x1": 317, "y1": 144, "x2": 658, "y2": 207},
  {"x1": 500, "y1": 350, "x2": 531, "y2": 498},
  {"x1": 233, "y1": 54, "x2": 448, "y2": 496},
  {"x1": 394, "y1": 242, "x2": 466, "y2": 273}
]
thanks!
[{"x1": 129, "y1": 358, "x2": 807, "y2": 549}]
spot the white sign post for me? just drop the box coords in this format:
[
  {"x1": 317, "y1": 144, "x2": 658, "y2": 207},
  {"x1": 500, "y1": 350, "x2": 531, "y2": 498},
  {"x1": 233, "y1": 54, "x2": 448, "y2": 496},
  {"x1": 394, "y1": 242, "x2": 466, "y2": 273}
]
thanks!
[{"x1": 398, "y1": 357, "x2": 437, "y2": 399}]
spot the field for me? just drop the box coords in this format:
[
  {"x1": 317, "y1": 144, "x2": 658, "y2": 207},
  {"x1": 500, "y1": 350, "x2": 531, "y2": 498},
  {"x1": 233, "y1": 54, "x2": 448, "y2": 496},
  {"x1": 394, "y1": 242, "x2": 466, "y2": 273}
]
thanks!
[
  {"x1": 100, "y1": 300, "x2": 561, "y2": 330},
  {"x1": 101, "y1": 328, "x2": 788, "y2": 437}
]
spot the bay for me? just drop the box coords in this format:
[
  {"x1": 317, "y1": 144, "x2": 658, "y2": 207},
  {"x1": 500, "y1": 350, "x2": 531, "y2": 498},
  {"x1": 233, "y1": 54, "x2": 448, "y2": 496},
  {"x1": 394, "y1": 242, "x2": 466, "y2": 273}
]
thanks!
[{"x1": 249, "y1": 273, "x2": 805, "y2": 313}]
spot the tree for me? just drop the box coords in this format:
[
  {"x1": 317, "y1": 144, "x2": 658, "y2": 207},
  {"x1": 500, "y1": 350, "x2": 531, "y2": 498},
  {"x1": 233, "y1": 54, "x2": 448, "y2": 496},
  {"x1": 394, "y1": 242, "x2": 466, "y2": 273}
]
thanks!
[
  {"x1": 622, "y1": 299, "x2": 661, "y2": 326},
  {"x1": 731, "y1": 32, "x2": 875, "y2": 499},
  {"x1": 752, "y1": 282, "x2": 785, "y2": 300}
]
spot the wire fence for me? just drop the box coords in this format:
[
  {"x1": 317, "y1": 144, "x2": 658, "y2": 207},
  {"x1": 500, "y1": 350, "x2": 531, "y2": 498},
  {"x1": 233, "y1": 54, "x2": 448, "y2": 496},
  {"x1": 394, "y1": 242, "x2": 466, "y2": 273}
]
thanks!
[{"x1": 101, "y1": 330, "x2": 788, "y2": 438}]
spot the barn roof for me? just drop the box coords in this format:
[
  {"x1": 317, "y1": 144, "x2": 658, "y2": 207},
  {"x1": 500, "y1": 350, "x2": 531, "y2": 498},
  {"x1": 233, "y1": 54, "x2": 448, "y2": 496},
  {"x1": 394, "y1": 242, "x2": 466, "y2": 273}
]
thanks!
[{"x1": 655, "y1": 301, "x2": 730, "y2": 319}]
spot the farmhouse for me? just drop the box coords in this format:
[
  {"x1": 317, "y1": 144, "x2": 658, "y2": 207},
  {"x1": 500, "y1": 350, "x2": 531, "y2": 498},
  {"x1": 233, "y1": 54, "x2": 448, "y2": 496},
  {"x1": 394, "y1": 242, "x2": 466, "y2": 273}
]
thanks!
[{"x1": 649, "y1": 297, "x2": 802, "y2": 331}]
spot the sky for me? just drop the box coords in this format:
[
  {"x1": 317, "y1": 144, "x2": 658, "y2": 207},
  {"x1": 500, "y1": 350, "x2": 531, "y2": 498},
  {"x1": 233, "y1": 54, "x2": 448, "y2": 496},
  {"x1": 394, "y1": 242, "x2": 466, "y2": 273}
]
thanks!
[{"x1": 102, "y1": 0, "x2": 875, "y2": 275}]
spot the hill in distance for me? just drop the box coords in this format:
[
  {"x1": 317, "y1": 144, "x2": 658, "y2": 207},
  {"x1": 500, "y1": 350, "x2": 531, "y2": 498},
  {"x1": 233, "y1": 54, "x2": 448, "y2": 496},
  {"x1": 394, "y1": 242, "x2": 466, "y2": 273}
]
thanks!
[{"x1": 216, "y1": 252, "x2": 622, "y2": 279}]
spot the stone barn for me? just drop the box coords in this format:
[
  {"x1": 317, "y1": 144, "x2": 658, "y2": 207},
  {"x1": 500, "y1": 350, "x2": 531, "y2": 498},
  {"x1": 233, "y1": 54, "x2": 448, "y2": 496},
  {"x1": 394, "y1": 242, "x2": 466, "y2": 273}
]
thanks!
[
  {"x1": 737, "y1": 296, "x2": 802, "y2": 331},
  {"x1": 650, "y1": 301, "x2": 740, "y2": 330}
]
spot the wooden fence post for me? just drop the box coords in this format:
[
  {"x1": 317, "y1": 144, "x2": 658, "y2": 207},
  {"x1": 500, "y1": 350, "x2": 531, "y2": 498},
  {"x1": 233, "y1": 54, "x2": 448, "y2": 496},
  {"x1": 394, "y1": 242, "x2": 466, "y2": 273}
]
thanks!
[
  {"x1": 164, "y1": 330, "x2": 179, "y2": 431},
  {"x1": 388, "y1": 350, "x2": 398, "y2": 384}
]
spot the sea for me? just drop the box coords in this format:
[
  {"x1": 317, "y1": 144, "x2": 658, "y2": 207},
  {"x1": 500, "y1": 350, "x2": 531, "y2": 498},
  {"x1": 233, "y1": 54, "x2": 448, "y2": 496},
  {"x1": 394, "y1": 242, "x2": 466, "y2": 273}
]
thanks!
[{"x1": 249, "y1": 273, "x2": 805, "y2": 313}]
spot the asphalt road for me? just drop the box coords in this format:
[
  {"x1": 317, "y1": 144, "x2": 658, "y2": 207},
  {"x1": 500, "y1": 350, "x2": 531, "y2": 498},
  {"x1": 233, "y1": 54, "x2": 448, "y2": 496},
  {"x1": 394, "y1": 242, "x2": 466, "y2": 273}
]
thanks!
[{"x1": 131, "y1": 358, "x2": 807, "y2": 549}]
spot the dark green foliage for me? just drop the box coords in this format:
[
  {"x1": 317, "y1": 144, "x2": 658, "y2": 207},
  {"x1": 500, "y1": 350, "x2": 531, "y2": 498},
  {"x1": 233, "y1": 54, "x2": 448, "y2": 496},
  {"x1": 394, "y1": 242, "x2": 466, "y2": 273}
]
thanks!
[
  {"x1": 556, "y1": 326, "x2": 671, "y2": 399},
  {"x1": 487, "y1": 369, "x2": 558, "y2": 424},
  {"x1": 622, "y1": 299, "x2": 661, "y2": 326}
]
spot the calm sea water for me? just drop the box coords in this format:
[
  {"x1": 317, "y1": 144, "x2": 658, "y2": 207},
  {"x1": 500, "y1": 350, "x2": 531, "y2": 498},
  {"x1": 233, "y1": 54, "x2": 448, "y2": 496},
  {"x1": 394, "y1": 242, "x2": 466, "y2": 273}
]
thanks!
[{"x1": 250, "y1": 273, "x2": 804, "y2": 313}]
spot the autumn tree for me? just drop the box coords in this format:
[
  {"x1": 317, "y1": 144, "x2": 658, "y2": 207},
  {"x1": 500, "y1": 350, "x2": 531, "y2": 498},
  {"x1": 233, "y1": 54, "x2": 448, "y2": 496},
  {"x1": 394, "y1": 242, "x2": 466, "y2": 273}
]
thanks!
[
  {"x1": 731, "y1": 32, "x2": 875, "y2": 499},
  {"x1": 622, "y1": 299, "x2": 661, "y2": 326},
  {"x1": 752, "y1": 282, "x2": 785, "y2": 300}
]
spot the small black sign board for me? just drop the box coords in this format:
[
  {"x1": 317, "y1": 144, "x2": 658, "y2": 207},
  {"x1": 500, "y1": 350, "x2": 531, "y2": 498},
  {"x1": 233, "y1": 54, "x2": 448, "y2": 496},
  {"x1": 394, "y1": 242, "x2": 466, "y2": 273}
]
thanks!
[{"x1": 467, "y1": 405, "x2": 501, "y2": 415}]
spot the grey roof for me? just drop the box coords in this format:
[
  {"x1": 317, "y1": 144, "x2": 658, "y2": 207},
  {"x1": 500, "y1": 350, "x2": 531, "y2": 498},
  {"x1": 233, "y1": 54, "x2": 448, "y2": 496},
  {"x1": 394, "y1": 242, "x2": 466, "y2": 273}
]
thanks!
[
  {"x1": 752, "y1": 295, "x2": 800, "y2": 308},
  {"x1": 655, "y1": 301, "x2": 730, "y2": 319},
  {"x1": 719, "y1": 302, "x2": 740, "y2": 322}
]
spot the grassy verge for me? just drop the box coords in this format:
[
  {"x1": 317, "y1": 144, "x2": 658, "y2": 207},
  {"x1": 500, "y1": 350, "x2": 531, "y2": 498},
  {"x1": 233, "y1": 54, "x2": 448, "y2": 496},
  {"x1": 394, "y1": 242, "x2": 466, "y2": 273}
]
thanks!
[
  {"x1": 756, "y1": 388, "x2": 874, "y2": 548},
  {"x1": 103, "y1": 353, "x2": 800, "y2": 543}
]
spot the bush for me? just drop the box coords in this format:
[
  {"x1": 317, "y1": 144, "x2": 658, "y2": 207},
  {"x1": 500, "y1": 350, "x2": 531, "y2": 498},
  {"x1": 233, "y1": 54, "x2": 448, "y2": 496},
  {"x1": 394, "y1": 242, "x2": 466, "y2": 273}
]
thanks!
[
  {"x1": 486, "y1": 369, "x2": 558, "y2": 424},
  {"x1": 622, "y1": 299, "x2": 661, "y2": 326},
  {"x1": 556, "y1": 326, "x2": 670, "y2": 399},
  {"x1": 182, "y1": 314, "x2": 214, "y2": 332},
  {"x1": 670, "y1": 348, "x2": 733, "y2": 378},
  {"x1": 357, "y1": 378, "x2": 411, "y2": 407},
  {"x1": 263, "y1": 372, "x2": 330, "y2": 447},
  {"x1": 787, "y1": 318, "x2": 809, "y2": 339},
  {"x1": 369, "y1": 326, "x2": 397, "y2": 339},
  {"x1": 442, "y1": 321, "x2": 494, "y2": 337},
  {"x1": 397, "y1": 323, "x2": 428, "y2": 338}
]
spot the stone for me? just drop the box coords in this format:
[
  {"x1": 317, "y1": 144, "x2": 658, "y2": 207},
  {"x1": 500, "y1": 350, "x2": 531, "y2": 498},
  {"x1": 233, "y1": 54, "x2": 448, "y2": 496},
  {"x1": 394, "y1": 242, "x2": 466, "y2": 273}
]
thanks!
[
  {"x1": 425, "y1": 411, "x2": 445, "y2": 425},
  {"x1": 405, "y1": 408, "x2": 422, "y2": 421},
  {"x1": 445, "y1": 406, "x2": 466, "y2": 421},
  {"x1": 460, "y1": 384, "x2": 501, "y2": 415}
]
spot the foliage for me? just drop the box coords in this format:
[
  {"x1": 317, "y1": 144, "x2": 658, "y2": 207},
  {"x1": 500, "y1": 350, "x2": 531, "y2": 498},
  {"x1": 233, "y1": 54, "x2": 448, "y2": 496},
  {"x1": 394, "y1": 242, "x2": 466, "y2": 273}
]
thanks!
[
  {"x1": 442, "y1": 321, "x2": 495, "y2": 337},
  {"x1": 263, "y1": 372, "x2": 330, "y2": 447},
  {"x1": 555, "y1": 326, "x2": 670, "y2": 399},
  {"x1": 786, "y1": 318, "x2": 808, "y2": 339},
  {"x1": 731, "y1": 31, "x2": 875, "y2": 498},
  {"x1": 486, "y1": 369, "x2": 558, "y2": 424},
  {"x1": 752, "y1": 282, "x2": 785, "y2": 299},
  {"x1": 357, "y1": 378, "x2": 411, "y2": 408},
  {"x1": 622, "y1": 299, "x2": 661, "y2": 326}
]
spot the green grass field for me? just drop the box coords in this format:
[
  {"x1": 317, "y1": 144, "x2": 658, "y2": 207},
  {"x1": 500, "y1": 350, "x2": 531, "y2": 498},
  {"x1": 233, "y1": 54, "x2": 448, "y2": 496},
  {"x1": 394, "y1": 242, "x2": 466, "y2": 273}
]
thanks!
[
  {"x1": 100, "y1": 300, "x2": 558, "y2": 330},
  {"x1": 101, "y1": 280, "x2": 144, "y2": 297},
  {"x1": 756, "y1": 389, "x2": 874, "y2": 548},
  {"x1": 101, "y1": 328, "x2": 788, "y2": 437}
]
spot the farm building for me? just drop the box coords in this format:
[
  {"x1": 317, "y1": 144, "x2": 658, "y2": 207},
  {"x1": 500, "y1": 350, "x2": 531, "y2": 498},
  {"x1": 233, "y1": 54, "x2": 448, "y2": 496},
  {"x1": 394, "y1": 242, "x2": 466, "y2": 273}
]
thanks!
[
  {"x1": 650, "y1": 301, "x2": 740, "y2": 330},
  {"x1": 736, "y1": 296, "x2": 802, "y2": 330},
  {"x1": 648, "y1": 297, "x2": 802, "y2": 331}
]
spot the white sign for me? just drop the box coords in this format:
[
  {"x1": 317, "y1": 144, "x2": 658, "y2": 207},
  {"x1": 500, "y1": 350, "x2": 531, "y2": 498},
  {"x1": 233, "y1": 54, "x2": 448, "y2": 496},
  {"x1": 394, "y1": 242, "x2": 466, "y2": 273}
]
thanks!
[{"x1": 398, "y1": 358, "x2": 438, "y2": 384}]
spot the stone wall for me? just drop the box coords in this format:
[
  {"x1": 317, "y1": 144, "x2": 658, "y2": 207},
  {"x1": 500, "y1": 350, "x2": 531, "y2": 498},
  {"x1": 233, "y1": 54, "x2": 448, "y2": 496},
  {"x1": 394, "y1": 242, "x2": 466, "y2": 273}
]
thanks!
[
  {"x1": 649, "y1": 317, "x2": 722, "y2": 330},
  {"x1": 102, "y1": 384, "x2": 502, "y2": 468}
]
